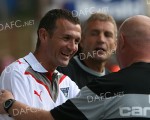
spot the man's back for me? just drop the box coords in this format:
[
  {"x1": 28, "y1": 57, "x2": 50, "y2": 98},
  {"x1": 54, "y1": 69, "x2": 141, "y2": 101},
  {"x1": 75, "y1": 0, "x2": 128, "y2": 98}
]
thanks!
[{"x1": 52, "y1": 62, "x2": 150, "y2": 119}]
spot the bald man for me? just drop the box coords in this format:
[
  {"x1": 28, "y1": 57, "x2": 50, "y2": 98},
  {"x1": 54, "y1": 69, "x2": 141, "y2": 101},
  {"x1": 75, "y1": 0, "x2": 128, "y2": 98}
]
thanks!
[{"x1": 1, "y1": 15, "x2": 150, "y2": 120}]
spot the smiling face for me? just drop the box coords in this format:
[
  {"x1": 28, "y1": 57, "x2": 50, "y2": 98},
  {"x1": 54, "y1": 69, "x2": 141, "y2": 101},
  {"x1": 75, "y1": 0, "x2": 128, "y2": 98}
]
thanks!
[
  {"x1": 43, "y1": 19, "x2": 81, "y2": 68},
  {"x1": 80, "y1": 20, "x2": 116, "y2": 62}
]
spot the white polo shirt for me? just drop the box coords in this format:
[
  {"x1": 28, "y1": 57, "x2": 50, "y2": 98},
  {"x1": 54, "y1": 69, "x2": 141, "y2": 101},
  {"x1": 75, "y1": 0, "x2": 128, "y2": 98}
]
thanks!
[{"x1": 0, "y1": 53, "x2": 80, "y2": 120}]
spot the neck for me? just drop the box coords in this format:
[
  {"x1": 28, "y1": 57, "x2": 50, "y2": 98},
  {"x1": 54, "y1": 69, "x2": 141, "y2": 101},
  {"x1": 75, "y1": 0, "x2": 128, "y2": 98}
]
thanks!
[
  {"x1": 121, "y1": 57, "x2": 150, "y2": 69},
  {"x1": 33, "y1": 51, "x2": 56, "y2": 72},
  {"x1": 83, "y1": 58, "x2": 106, "y2": 73}
]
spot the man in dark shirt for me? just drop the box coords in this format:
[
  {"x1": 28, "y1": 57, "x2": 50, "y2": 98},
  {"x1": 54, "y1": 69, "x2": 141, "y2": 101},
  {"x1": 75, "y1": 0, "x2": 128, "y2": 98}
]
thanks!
[
  {"x1": 57, "y1": 13, "x2": 117, "y2": 88},
  {"x1": 1, "y1": 15, "x2": 150, "y2": 120}
]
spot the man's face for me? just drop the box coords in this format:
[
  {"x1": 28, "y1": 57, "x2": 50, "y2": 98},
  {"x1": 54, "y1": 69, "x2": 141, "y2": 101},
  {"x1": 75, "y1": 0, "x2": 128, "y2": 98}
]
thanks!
[
  {"x1": 44, "y1": 19, "x2": 81, "y2": 67},
  {"x1": 80, "y1": 20, "x2": 116, "y2": 62}
]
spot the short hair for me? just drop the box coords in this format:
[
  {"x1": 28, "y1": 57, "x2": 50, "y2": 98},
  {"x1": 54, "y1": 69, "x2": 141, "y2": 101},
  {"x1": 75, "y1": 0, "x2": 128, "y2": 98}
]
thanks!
[
  {"x1": 82, "y1": 13, "x2": 117, "y2": 39},
  {"x1": 36, "y1": 9, "x2": 80, "y2": 49},
  {"x1": 76, "y1": 13, "x2": 117, "y2": 55}
]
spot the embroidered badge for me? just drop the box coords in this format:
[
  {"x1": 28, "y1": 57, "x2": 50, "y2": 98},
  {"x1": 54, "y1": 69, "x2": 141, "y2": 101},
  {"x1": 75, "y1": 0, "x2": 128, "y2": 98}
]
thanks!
[{"x1": 60, "y1": 87, "x2": 69, "y2": 97}]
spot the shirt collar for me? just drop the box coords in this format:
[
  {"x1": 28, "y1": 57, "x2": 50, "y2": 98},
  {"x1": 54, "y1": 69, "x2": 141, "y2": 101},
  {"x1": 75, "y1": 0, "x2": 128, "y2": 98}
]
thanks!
[
  {"x1": 74, "y1": 55, "x2": 106, "y2": 77},
  {"x1": 24, "y1": 52, "x2": 48, "y2": 73}
]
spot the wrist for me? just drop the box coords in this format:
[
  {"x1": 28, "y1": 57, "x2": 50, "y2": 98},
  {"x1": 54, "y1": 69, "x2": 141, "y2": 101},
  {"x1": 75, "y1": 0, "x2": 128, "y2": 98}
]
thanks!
[{"x1": 3, "y1": 99, "x2": 16, "y2": 117}]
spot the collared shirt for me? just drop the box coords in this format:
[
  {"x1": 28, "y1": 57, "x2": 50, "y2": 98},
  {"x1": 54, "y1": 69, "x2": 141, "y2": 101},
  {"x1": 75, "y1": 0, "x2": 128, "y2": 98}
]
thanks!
[
  {"x1": 57, "y1": 55, "x2": 110, "y2": 89},
  {"x1": 0, "y1": 52, "x2": 80, "y2": 120}
]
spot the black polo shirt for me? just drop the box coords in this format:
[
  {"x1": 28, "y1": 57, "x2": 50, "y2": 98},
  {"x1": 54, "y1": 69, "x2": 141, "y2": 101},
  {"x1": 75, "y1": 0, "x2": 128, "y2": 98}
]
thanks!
[
  {"x1": 57, "y1": 55, "x2": 110, "y2": 89},
  {"x1": 52, "y1": 62, "x2": 150, "y2": 120}
]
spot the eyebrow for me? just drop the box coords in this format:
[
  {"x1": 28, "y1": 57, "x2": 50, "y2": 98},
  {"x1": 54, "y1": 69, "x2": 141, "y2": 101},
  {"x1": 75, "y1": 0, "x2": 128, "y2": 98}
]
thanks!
[
  {"x1": 62, "y1": 34, "x2": 81, "y2": 40},
  {"x1": 91, "y1": 28, "x2": 113, "y2": 33}
]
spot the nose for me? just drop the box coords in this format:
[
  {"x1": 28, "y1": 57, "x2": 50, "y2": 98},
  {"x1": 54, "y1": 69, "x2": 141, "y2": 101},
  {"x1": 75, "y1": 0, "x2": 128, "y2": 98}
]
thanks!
[
  {"x1": 67, "y1": 41, "x2": 78, "y2": 52},
  {"x1": 97, "y1": 33, "x2": 105, "y2": 43}
]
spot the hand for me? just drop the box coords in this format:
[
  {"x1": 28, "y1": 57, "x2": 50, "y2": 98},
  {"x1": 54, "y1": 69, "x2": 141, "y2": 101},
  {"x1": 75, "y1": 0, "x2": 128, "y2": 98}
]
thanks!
[{"x1": 0, "y1": 90, "x2": 14, "y2": 114}]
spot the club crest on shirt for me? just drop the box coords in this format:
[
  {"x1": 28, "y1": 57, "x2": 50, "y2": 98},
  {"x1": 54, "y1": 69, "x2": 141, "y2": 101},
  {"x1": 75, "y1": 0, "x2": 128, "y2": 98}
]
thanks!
[{"x1": 60, "y1": 87, "x2": 69, "y2": 97}]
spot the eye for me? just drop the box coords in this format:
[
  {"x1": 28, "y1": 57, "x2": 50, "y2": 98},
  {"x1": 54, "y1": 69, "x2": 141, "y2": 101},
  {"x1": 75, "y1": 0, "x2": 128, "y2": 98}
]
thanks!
[
  {"x1": 75, "y1": 38, "x2": 81, "y2": 44},
  {"x1": 91, "y1": 31, "x2": 99, "y2": 36},
  {"x1": 105, "y1": 32, "x2": 113, "y2": 38},
  {"x1": 63, "y1": 36, "x2": 71, "y2": 41}
]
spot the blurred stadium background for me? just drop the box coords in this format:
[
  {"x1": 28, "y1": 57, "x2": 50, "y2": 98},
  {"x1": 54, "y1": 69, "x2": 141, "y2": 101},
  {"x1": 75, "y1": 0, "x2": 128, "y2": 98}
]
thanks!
[{"x1": 0, "y1": 0, "x2": 149, "y2": 73}]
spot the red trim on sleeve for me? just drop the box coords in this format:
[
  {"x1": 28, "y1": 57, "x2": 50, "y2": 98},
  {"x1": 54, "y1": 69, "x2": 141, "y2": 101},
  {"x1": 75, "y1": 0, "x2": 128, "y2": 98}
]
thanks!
[
  {"x1": 24, "y1": 71, "x2": 52, "y2": 97},
  {"x1": 59, "y1": 75, "x2": 66, "y2": 84},
  {"x1": 16, "y1": 60, "x2": 23, "y2": 64}
]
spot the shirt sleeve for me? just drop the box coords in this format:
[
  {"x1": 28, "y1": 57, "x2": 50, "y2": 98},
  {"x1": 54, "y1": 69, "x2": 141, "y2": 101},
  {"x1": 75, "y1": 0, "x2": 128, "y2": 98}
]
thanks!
[
  {"x1": 0, "y1": 64, "x2": 33, "y2": 105},
  {"x1": 67, "y1": 76, "x2": 80, "y2": 98},
  {"x1": 51, "y1": 86, "x2": 106, "y2": 120},
  {"x1": 0, "y1": 64, "x2": 33, "y2": 119},
  {"x1": 51, "y1": 99, "x2": 88, "y2": 120}
]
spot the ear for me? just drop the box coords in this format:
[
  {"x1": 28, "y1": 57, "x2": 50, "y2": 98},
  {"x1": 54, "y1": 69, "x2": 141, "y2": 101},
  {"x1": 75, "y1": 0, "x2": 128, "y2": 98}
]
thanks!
[
  {"x1": 119, "y1": 32, "x2": 125, "y2": 50},
  {"x1": 112, "y1": 39, "x2": 117, "y2": 53},
  {"x1": 38, "y1": 28, "x2": 49, "y2": 43},
  {"x1": 79, "y1": 36, "x2": 85, "y2": 49}
]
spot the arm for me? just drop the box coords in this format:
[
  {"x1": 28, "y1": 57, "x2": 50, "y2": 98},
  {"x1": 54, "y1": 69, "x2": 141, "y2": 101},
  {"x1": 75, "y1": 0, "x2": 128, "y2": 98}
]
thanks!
[
  {"x1": 0, "y1": 63, "x2": 33, "y2": 105},
  {"x1": 0, "y1": 63, "x2": 35, "y2": 119},
  {"x1": 1, "y1": 81, "x2": 110, "y2": 120},
  {"x1": 0, "y1": 90, "x2": 54, "y2": 120}
]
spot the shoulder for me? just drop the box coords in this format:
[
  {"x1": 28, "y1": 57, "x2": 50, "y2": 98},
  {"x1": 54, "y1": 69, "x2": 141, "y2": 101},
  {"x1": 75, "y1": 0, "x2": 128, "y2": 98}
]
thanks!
[
  {"x1": 85, "y1": 70, "x2": 124, "y2": 95},
  {"x1": 85, "y1": 65, "x2": 137, "y2": 95},
  {"x1": 1, "y1": 58, "x2": 29, "y2": 74}
]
